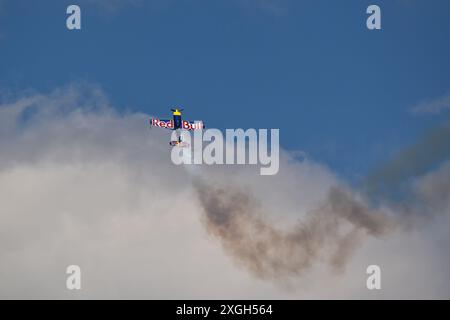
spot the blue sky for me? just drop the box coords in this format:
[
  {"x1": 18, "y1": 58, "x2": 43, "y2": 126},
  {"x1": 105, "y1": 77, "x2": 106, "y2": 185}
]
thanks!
[{"x1": 1, "y1": 0, "x2": 450, "y2": 182}]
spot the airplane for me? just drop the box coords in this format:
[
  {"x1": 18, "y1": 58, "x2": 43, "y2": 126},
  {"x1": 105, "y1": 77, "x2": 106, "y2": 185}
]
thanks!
[{"x1": 149, "y1": 107, "x2": 205, "y2": 146}]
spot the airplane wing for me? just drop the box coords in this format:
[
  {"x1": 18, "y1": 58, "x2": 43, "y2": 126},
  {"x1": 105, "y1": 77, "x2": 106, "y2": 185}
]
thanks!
[
  {"x1": 182, "y1": 120, "x2": 205, "y2": 130},
  {"x1": 150, "y1": 118, "x2": 175, "y2": 130}
]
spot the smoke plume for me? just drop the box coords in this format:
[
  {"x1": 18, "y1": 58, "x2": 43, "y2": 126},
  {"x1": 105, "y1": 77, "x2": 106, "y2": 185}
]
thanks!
[
  {"x1": 194, "y1": 179, "x2": 395, "y2": 279},
  {"x1": 193, "y1": 118, "x2": 450, "y2": 280}
]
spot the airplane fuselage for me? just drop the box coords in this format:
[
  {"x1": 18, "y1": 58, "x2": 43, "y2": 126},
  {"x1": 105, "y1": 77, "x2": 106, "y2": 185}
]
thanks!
[{"x1": 173, "y1": 114, "x2": 182, "y2": 130}]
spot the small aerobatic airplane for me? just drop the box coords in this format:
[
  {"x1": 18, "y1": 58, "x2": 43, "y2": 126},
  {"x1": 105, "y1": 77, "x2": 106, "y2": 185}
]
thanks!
[{"x1": 150, "y1": 107, "x2": 205, "y2": 146}]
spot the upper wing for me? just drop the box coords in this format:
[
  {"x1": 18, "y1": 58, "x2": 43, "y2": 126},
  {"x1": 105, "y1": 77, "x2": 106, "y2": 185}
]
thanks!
[
  {"x1": 150, "y1": 118, "x2": 174, "y2": 130},
  {"x1": 182, "y1": 120, "x2": 205, "y2": 130}
]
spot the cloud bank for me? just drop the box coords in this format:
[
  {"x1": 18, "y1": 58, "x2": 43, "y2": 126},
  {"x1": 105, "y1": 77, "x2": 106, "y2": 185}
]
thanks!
[{"x1": 1, "y1": 84, "x2": 450, "y2": 299}]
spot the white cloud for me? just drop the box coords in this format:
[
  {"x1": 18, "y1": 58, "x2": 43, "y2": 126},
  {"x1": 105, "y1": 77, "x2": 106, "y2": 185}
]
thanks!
[
  {"x1": 411, "y1": 91, "x2": 450, "y2": 114},
  {"x1": 1, "y1": 84, "x2": 450, "y2": 298}
]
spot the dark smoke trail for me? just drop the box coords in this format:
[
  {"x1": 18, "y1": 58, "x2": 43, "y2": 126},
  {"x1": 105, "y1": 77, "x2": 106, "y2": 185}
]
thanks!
[
  {"x1": 194, "y1": 180, "x2": 393, "y2": 279},
  {"x1": 193, "y1": 118, "x2": 450, "y2": 280},
  {"x1": 364, "y1": 118, "x2": 450, "y2": 202}
]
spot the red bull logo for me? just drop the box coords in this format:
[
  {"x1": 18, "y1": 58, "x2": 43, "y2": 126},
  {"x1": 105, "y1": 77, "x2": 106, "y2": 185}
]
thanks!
[
  {"x1": 151, "y1": 118, "x2": 174, "y2": 129},
  {"x1": 151, "y1": 118, "x2": 203, "y2": 131},
  {"x1": 182, "y1": 121, "x2": 204, "y2": 130}
]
